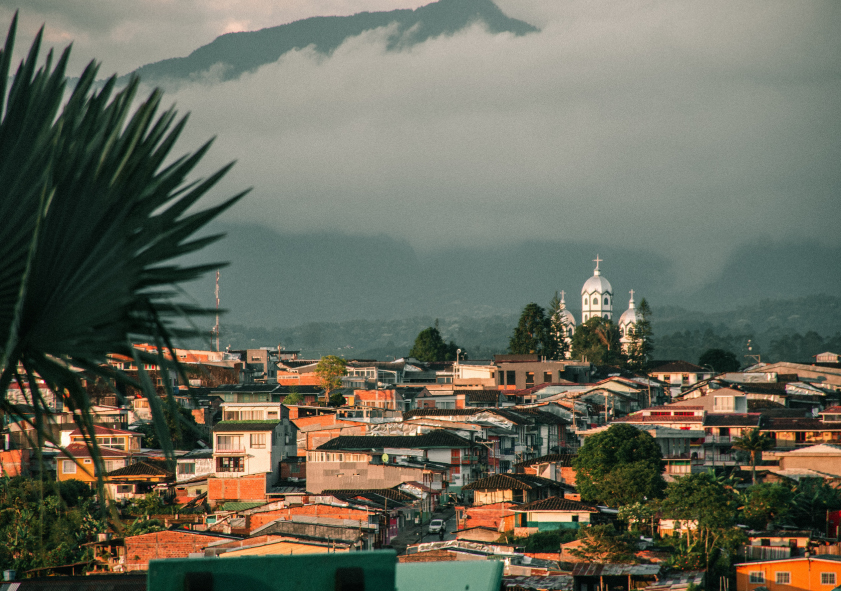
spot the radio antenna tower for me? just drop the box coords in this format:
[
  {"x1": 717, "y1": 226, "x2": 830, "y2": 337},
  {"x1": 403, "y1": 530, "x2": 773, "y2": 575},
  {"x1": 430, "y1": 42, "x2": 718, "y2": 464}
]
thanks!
[{"x1": 213, "y1": 270, "x2": 220, "y2": 352}]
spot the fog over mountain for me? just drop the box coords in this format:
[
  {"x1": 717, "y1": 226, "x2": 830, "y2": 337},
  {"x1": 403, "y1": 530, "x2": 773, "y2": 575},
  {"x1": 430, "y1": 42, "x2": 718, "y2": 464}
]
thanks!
[{"x1": 5, "y1": 0, "x2": 839, "y2": 333}]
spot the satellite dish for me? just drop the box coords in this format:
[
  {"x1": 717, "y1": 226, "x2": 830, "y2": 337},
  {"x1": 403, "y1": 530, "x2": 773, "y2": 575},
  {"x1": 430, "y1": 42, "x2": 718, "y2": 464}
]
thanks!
[{"x1": 382, "y1": 453, "x2": 389, "y2": 463}]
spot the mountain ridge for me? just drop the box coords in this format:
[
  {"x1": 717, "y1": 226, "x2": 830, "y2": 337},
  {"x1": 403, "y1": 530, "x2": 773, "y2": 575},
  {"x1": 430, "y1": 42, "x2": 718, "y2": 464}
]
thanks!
[{"x1": 123, "y1": 0, "x2": 537, "y2": 85}]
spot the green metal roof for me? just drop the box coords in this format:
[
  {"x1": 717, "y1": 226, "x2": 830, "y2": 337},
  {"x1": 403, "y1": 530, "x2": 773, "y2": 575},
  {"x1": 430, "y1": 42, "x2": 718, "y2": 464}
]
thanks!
[{"x1": 221, "y1": 502, "x2": 266, "y2": 511}]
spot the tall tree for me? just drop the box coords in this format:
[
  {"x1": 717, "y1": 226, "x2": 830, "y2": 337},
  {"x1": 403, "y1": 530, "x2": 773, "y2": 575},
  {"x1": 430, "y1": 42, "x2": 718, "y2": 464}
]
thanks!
[
  {"x1": 732, "y1": 428, "x2": 775, "y2": 484},
  {"x1": 409, "y1": 322, "x2": 462, "y2": 362},
  {"x1": 548, "y1": 292, "x2": 571, "y2": 360},
  {"x1": 626, "y1": 298, "x2": 654, "y2": 372},
  {"x1": 0, "y1": 16, "x2": 246, "y2": 471},
  {"x1": 569, "y1": 524, "x2": 639, "y2": 563},
  {"x1": 572, "y1": 424, "x2": 665, "y2": 507},
  {"x1": 571, "y1": 316, "x2": 622, "y2": 365},
  {"x1": 315, "y1": 355, "x2": 347, "y2": 405},
  {"x1": 509, "y1": 303, "x2": 557, "y2": 359}
]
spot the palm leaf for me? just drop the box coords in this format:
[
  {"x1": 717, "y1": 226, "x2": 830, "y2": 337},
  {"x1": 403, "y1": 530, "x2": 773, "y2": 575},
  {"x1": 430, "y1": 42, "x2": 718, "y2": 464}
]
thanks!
[{"x1": 0, "y1": 13, "x2": 249, "y2": 490}]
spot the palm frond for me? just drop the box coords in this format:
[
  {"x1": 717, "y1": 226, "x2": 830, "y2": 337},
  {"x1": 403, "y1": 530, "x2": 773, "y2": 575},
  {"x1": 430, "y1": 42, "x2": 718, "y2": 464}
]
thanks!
[{"x1": 0, "y1": 13, "x2": 249, "y2": 492}]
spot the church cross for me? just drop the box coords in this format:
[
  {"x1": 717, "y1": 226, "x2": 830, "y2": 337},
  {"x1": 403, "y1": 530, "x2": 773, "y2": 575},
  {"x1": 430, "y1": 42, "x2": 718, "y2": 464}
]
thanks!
[
  {"x1": 560, "y1": 290, "x2": 566, "y2": 301},
  {"x1": 593, "y1": 254, "x2": 602, "y2": 270},
  {"x1": 629, "y1": 289, "x2": 635, "y2": 299}
]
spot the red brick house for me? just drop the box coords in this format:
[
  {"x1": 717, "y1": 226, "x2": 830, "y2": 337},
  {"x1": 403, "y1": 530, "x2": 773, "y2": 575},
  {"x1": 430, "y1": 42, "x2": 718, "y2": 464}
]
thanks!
[{"x1": 125, "y1": 530, "x2": 240, "y2": 570}]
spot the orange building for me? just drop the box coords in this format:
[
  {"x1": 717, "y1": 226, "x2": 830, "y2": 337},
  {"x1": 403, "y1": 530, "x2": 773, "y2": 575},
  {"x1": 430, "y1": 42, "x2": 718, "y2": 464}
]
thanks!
[
  {"x1": 736, "y1": 556, "x2": 841, "y2": 591},
  {"x1": 58, "y1": 426, "x2": 143, "y2": 484}
]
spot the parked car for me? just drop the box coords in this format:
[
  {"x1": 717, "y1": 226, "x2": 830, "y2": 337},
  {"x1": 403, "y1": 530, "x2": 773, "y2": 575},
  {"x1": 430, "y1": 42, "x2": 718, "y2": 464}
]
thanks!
[{"x1": 428, "y1": 519, "x2": 445, "y2": 534}]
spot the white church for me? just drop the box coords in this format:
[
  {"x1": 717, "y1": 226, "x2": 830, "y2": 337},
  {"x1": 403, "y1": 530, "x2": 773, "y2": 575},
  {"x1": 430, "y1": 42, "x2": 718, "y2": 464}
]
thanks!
[{"x1": 554, "y1": 255, "x2": 642, "y2": 356}]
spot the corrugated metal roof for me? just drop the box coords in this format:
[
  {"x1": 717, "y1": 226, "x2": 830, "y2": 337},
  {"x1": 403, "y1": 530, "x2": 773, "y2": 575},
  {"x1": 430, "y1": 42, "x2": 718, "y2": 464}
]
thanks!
[{"x1": 572, "y1": 563, "x2": 660, "y2": 577}]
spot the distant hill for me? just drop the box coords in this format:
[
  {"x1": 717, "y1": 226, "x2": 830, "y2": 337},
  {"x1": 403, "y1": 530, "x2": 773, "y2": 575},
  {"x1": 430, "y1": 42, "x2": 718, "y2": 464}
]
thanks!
[{"x1": 124, "y1": 0, "x2": 537, "y2": 85}]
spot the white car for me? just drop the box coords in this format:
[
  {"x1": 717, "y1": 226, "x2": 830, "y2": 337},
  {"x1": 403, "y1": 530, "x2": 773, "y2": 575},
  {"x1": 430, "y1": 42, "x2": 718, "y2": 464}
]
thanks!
[{"x1": 428, "y1": 519, "x2": 445, "y2": 534}]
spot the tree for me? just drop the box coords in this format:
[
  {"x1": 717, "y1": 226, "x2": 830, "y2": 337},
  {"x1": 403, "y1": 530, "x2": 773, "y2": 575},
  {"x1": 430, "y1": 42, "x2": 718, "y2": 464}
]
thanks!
[
  {"x1": 572, "y1": 424, "x2": 665, "y2": 506},
  {"x1": 509, "y1": 303, "x2": 557, "y2": 359},
  {"x1": 571, "y1": 316, "x2": 623, "y2": 365},
  {"x1": 409, "y1": 323, "x2": 462, "y2": 362},
  {"x1": 548, "y1": 292, "x2": 571, "y2": 360},
  {"x1": 732, "y1": 428, "x2": 774, "y2": 484},
  {"x1": 569, "y1": 524, "x2": 639, "y2": 563},
  {"x1": 740, "y1": 483, "x2": 794, "y2": 530},
  {"x1": 136, "y1": 401, "x2": 203, "y2": 450},
  {"x1": 0, "y1": 16, "x2": 246, "y2": 467},
  {"x1": 698, "y1": 348, "x2": 740, "y2": 373},
  {"x1": 625, "y1": 298, "x2": 654, "y2": 372},
  {"x1": 283, "y1": 386, "x2": 303, "y2": 405},
  {"x1": 315, "y1": 355, "x2": 347, "y2": 403},
  {"x1": 658, "y1": 471, "x2": 742, "y2": 570}
]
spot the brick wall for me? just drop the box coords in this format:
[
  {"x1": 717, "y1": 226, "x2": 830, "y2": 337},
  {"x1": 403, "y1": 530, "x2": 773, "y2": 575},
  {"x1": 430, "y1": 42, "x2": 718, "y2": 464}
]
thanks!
[
  {"x1": 458, "y1": 502, "x2": 516, "y2": 532},
  {"x1": 125, "y1": 531, "x2": 233, "y2": 570},
  {"x1": 207, "y1": 473, "x2": 267, "y2": 506},
  {"x1": 0, "y1": 450, "x2": 29, "y2": 477},
  {"x1": 246, "y1": 504, "x2": 370, "y2": 532}
]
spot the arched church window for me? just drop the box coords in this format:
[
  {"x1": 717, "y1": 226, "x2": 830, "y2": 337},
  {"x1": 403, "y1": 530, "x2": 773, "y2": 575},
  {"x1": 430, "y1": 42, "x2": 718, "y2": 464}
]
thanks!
[
  {"x1": 583, "y1": 298, "x2": 588, "y2": 306},
  {"x1": 593, "y1": 297, "x2": 599, "y2": 306},
  {"x1": 584, "y1": 314, "x2": 588, "y2": 321},
  {"x1": 604, "y1": 297, "x2": 609, "y2": 305}
]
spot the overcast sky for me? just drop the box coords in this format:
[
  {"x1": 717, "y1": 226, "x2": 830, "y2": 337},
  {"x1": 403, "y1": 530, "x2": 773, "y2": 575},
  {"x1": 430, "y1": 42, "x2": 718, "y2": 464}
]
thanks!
[{"x1": 3, "y1": 1, "x2": 840, "y2": 291}]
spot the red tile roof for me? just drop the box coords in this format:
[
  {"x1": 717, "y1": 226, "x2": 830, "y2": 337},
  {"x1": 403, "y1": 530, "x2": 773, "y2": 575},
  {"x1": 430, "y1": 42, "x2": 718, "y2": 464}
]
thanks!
[{"x1": 61, "y1": 442, "x2": 130, "y2": 458}]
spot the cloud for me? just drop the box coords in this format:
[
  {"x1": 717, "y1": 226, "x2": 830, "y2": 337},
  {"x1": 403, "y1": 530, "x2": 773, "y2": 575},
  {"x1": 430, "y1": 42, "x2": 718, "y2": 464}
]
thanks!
[
  {"x1": 2, "y1": 0, "x2": 838, "y2": 298},
  {"x1": 0, "y1": 0, "x2": 431, "y2": 76},
  {"x1": 155, "y1": 0, "x2": 840, "y2": 289}
]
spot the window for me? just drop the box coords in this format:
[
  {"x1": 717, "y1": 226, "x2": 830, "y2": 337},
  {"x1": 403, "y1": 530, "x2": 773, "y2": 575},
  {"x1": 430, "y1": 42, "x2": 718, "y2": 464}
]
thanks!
[
  {"x1": 178, "y1": 462, "x2": 196, "y2": 475},
  {"x1": 216, "y1": 435, "x2": 242, "y2": 451},
  {"x1": 267, "y1": 411, "x2": 278, "y2": 419},
  {"x1": 572, "y1": 515, "x2": 579, "y2": 522},
  {"x1": 98, "y1": 436, "x2": 125, "y2": 450},
  {"x1": 543, "y1": 372, "x2": 552, "y2": 384},
  {"x1": 525, "y1": 372, "x2": 534, "y2": 387},
  {"x1": 499, "y1": 372, "x2": 505, "y2": 386},
  {"x1": 250, "y1": 433, "x2": 266, "y2": 448},
  {"x1": 604, "y1": 297, "x2": 609, "y2": 305},
  {"x1": 593, "y1": 297, "x2": 599, "y2": 306},
  {"x1": 776, "y1": 573, "x2": 791, "y2": 585},
  {"x1": 749, "y1": 573, "x2": 764, "y2": 584},
  {"x1": 822, "y1": 573, "x2": 836, "y2": 586},
  {"x1": 583, "y1": 298, "x2": 588, "y2": 306},
  {"x1": 290, "y1": 463, "x2": 300, "y2": 474},
  {"x1": 62, "y1": 460, "x2": 77, "y2": 474},
  {"x1": 216, "y1": 456, "x2": 244, "y2": 472},
  {"x1": 507, "y1": 370, "x2": 516, "y2": 386}
]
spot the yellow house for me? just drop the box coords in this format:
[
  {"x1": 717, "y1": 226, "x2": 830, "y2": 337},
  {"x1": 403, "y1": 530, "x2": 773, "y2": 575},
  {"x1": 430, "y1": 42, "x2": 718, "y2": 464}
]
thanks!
[{"x1": 58, "y1": 426, "x2": 142, "y2": 484}]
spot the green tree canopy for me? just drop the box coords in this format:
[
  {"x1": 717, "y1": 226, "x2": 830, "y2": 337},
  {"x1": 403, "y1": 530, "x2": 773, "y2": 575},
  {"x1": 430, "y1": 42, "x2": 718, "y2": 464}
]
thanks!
[
  {"x1": 572, "y1": 424, "x2": 665, "y2": 507},
  {"x1": 315, "y1": 355, "x2": 347, "y2": 402},
  {"x1": 571, "y1": 316, "x2": 623, "y2": 365},
  {"x1": 658, "y1": 471, "x2": 743, "y2": 569},
  {"x1": 569, "y1": 524, "x2": 639, "y2": 563},
  {"x1": 698, "y1": 348, "x2": 740, "y2": 373},
  {"x1": 135, "y1": 400, "x2": 203, "y2": 450},
  {"x1": 740, "y1": 483, "x2": 794, "y2": 530},
  {"x1": 509, "y1": 303, "x2": 557, "y2": 359},
  {"x1": 409, "y1": 324, "x2": 462, "y2": 362},
  {"x1": 625, "y1": 298, "x2": 654, "y2": 372}
]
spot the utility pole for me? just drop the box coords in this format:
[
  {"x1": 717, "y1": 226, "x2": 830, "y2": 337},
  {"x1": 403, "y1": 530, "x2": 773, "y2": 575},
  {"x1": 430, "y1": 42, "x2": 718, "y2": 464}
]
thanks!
[{"x1": 212, "y1": 270, "x2": 220, "y2": 352}]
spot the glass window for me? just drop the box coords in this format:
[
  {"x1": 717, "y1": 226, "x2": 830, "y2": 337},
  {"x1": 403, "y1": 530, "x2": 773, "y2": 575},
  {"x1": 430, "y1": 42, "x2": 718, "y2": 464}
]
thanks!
[
  {"x1": 604, "y1": 297, "x2": 609, "y2": 305},
  {"x1": 62, "y1": 460, "x2": 77, "y2": 474},
  {"x1": 525, "y1": 372, "x2": 534, "y2": 387},
  {"x1": 216, "y1": 456, "x2": 244, "y2": 472},
  {"x1": 822, "y1": 573, "x2": 836, "y2": 586},
  {"x1": 776, "y1": 573, "x2": 790, "y2": 585},
  {"x1": 178, "y1": 462, "x2": 196, "y2": 475},
  {"x1": 216, "y1": 435, "x2": 242, "y2": 451},
  {"x1": 543, "y1": 372, "x2": 552, "y2": 384},
  {"x1": 583, "y1": 298, "x2": 588, "y2": 306},
  {"x1": 749, "y1": 573, "x2": 764, "y2": 584},
  {"x1": 507, "y1": 370, "x2": 516, "y2": 385},
  {"x1": 593, "y1": 297, "x2": 599, "y2": 306},
  {"x1": 250, "y1": 433, "x2": 266, "y2": 448}
]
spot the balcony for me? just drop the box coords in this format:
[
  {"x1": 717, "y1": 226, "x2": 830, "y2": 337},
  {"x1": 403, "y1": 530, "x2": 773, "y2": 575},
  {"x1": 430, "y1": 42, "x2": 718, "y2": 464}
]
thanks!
[{"x1": 704, "y1": 435, "x2": 732, "y2": 445}]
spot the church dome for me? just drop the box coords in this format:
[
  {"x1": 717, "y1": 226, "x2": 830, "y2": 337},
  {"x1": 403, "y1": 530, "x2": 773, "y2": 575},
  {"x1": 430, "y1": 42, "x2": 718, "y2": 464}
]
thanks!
[
  {"x1": 619, "y1": 291, "x2": 640, "y2": 328},
  {"x1": 559, "y1": 308, "x2": 576, "y2": 327},
  {"x1": 582, "y1": 274, "x2": 612, "y2": 295}
]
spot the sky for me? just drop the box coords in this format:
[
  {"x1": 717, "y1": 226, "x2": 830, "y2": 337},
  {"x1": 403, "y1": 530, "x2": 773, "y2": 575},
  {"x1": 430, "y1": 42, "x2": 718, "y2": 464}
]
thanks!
[{"x1": 3, "y1": 1, "x2": 840, "y2": 301}]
